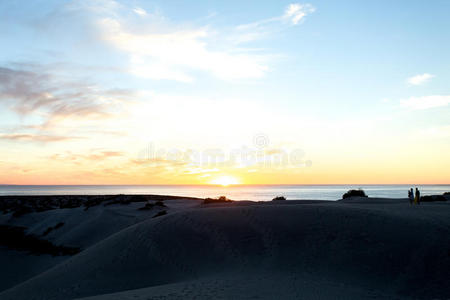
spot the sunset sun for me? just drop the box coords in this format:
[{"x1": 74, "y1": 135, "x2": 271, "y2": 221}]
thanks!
[{"x1": 210, "y1": 176, "x2": 240, "y2": 186}]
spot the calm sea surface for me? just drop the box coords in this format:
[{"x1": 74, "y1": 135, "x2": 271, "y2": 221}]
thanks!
[{"x1": 0, "y1": 185, "x2": 449, "y2": 201}]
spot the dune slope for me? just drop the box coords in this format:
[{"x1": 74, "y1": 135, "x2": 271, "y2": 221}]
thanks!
[{"x1": 1, "y1": 199, "x2": 449, "y2": 299}]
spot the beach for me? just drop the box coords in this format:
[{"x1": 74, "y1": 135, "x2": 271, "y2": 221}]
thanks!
[{"x1": 0, "y1": 194, "x2": 449, "y2": 299}]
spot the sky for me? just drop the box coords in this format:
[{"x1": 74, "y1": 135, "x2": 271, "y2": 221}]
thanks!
[{"x1": 0, "y1": 0, "x2": 449, "y2": 185}]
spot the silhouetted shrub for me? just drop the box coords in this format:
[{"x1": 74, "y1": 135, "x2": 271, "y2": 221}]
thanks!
[
  {"x1": 155, "y1": 200, "x2": 166, "y2": 207},
  {"x1": 84, "y1": 197, "x2": 104, "y2": 211},
  {"x1": 152, "y1": 210, "x2": 167, "y2": 218},
  {"x1": 342, "y1": 189, "x2": 368, "y2": 199},
  {"x1": 0, "y1": 225, "x2": 80, "y2": 256},
  {"x1": 12, "y1": 206, "x2": 33, "y2": 218},
  {"x1": 59, "y1": 198, "x2": 82, "y2": 209},
  {"x1": 421, "y1": 195, "x2": 447, "y2": 202},
  {"x1": 138, "y1": 202, "x2": 154, "y2": 210},
  {"x1": 106, "y1": 195, "x2": 152, "y2": 207},
  {"x1": 42, "y1": 222, "x2": 65, "y2": 236},
  {"x1": 138, "y1": 200, "x2": 167, "y2": 211},
  {"x1": 204, "y1": 196, "x2": 232, "y2": 204},
  {"x1": 54, "y1": 222, "x2": 64, "y2": 229},
  {"x1": 128, "y1": 195, "x2": 149, "y2": 203},
  {"x1": 0, "y1": 195, "x2": 198, "y2": 216},
  {"x1": 203, "y1": 198, "x2": 214, "y2": 204},
  {"x1": 43, "y1": 226, "x2": 53, "y2": 236},
  {"x1": 272, "y1": 196, "x2": 287, "y2": 201}
]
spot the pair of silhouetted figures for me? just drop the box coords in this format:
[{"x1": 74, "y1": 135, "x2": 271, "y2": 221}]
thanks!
[{"x1": 408, "y1": 188, "x2": 421, "y2": 205}]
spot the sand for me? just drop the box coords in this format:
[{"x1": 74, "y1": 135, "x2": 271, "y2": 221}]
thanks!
[{"x1": 0, "y1": 196, "x2": 449, "y2": 299}]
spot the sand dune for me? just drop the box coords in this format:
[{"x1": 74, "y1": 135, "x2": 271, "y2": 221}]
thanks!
[{"x1": 0, "y1": 197, "x2": 449, "y2": 299}]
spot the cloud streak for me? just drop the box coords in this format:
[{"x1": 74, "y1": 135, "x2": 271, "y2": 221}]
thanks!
[
  {"x1": 49, "y1": 150, "x2": 124, "y2": 162},
  {"x1": 92, "y1": 2, "x2": 314, "y2": 82},
  {"x1": 233, "y1": 3, "x2": 315, "y2": 43},
  {"x1": 18, "y1": 1, "x2": 314, "y2": 83},
  {"x1": 0, "y1": 133, "x2": 82, "y2": 142},
  {"x1": 98, "y1": 19, "x2": 268, "y2": 82},
  {"x1": 407, "y1": 73, "x2": 435, "y2": 85},
  {"x1": 283, "y1": 3, "x2": 315, "y2": 25},
  {"x1": 0, "y1": 65, "x2": 132, "y2": 127}
]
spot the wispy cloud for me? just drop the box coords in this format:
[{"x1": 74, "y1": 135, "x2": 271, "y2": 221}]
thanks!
[
  {"x1": 400, "y1": 95, "x2": 450, "y2": 110},
  {"x1": 131, "y1": 157, "x2": 188, "y2": 167},
  {"x1": 233, "y1": 3, "x2": 315, "y2": 43},
  {"x1": 184, "y1": 167, "x2": 220, "y2": 175},
  {"x1": 49, "y1": 150, "x2": 124, "y2": 163},
  {"x1": 283, "y1": 3, "x2": 315, "y2": 25},
  {"x1": 22, "y1": 1, "x2": 314, "y2": 83},
  {"x1": 98, "y1": 18, "x2": 268, "y2": 82},
  {"x1": 0, "y1": 65, "x2": 132, "y2": 127},
  {"x1": 407, "y1": 73, "x2": 435, "y2": 85},
  {"x1": 91, "y1": 2, "x2": 314, "y2": 82},
  {"x1": 237, "y1": 3, "x2": 315, "y2": 29},
  {"x1": 133, "y1": 7, "x2": 147, "y2": 16},
  {"x1": 0, "y1": 133, "x2": 82, "y2": 142}
]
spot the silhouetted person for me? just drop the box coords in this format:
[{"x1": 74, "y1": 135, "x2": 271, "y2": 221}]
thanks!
[
  {"x1": 415, "y1": 187, "x2": 421, "y2": 205},
  {"x1": 408, "y1": 188, "x2": 414, "y2": 205}
]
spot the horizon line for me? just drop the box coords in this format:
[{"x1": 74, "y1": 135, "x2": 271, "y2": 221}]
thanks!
[{"x1": 1, "y1": 183, "x2": 449, "y2": 186}]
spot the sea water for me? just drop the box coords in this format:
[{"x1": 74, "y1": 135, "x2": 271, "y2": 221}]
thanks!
[{"x1": 0, "y1": 185, "x2": 449, "y2": 201}]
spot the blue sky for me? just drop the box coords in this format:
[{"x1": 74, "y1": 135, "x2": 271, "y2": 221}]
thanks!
[{"x1": 0, "y1": 0, "x2": 449, "y2": 184}]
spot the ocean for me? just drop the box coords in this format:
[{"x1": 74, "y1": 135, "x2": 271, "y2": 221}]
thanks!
[{"x1": 0, "y1": 184, "x2": 449, "y2": 201}]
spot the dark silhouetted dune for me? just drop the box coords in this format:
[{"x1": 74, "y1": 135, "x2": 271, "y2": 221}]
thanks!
[{"x1": 0, "y1": 197, "x2": 449, "y2": 299}]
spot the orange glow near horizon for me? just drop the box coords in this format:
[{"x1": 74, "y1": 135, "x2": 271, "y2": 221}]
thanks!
[{"x1": 0, "y1": 133, "x2": 449, "y2": 185}]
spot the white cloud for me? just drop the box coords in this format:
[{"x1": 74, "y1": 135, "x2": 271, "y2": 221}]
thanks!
[
  {"x1": 283, "y1": 3, "x2": 315, "y2": 25},
  {"x1": 234, "y1": 3, "x2": 315, "y2": 43},
  {"x1": 133, "y1": 7, "x2": 147, "y2": 16},
  {"x1": 98, "y1": 18, "x2": 268, "y2": 81},
  {"x1": 129, "y1": 55, "x2": 194, "y2": 82},
  {"x1": 32, "y1": 1, "x2": 313, "y2": 82},
  {"x1": 407, "y1": 73, "x2": 435, "y2": 85},
  {"x1": 400, "y1": 95, "x2": 450, "y2": 110}
]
